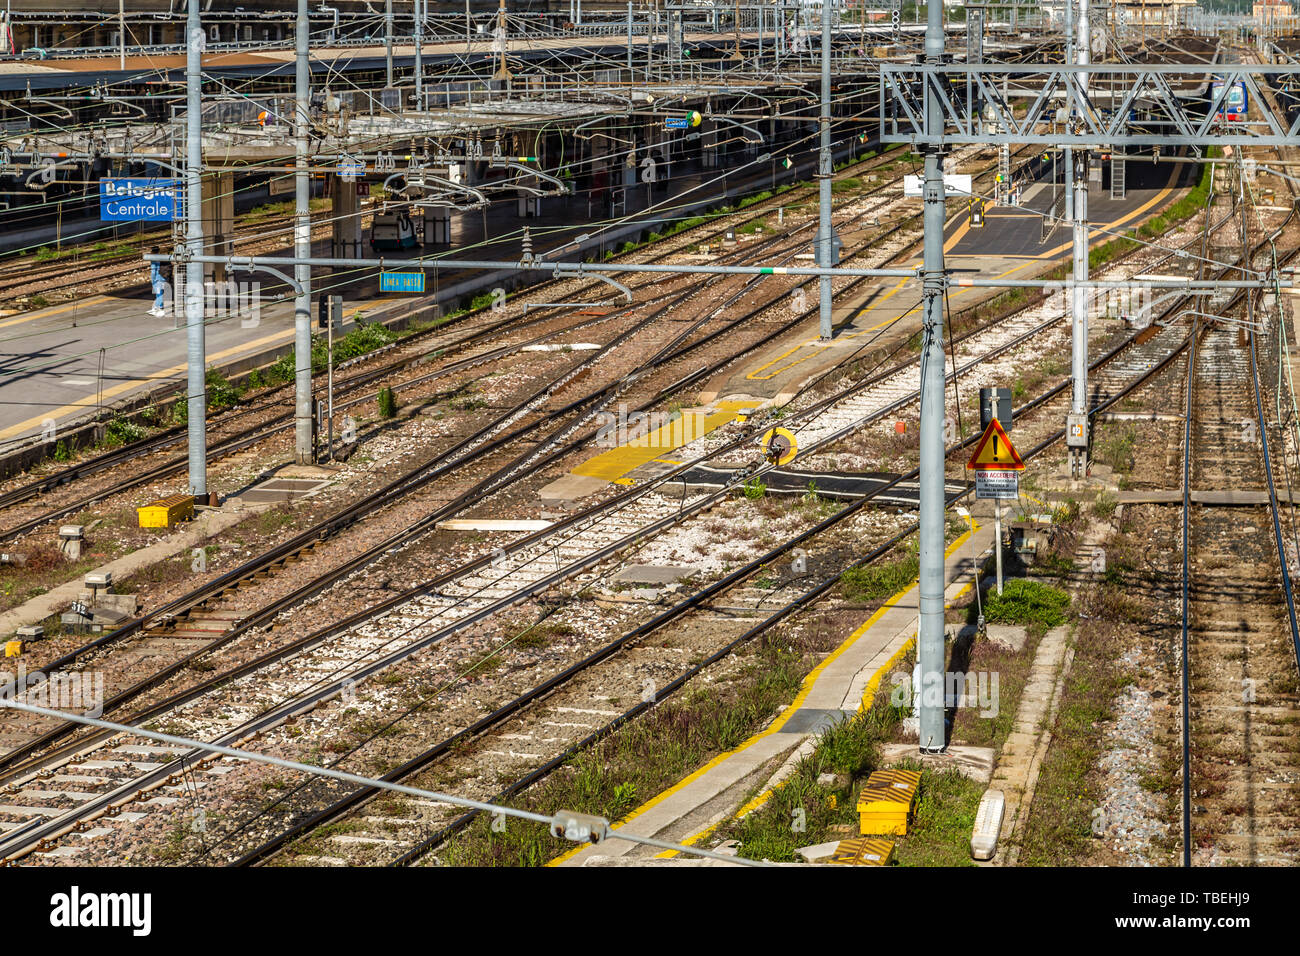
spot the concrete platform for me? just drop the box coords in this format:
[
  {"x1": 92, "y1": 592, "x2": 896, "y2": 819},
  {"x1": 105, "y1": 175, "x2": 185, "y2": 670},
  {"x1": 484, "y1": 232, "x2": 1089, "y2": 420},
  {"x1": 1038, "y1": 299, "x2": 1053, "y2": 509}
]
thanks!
[
  {"x1": 946, "y1": 161, "x2": 1193, "y2": 261},
  {"x1": 554, "y1": 522, "x2": 996, "y2": 866},
  {"x1": 0, "y1": 144, "x2": 845, "y2": 452},
  {"x1": 1118, "y1": 489, "x2": 1300, "y2": 505}
]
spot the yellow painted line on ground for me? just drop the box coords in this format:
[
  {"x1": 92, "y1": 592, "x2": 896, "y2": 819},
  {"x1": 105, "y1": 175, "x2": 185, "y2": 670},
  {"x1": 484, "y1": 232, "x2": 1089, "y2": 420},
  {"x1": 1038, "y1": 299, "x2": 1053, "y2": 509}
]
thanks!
[
  {"x1": 647, "y1": 529, "x2": 981, "y2": 858},
  {"x1": 943, "y1": 219, "x2": 971, "y2": 254},
  {"x1": 704, "y1": 632, "x2": 923, "y2": 832},
  {"x1": 745, "y1": 276, "x2": 914, "y2": 383},
  {"x1": 547, "y1": 528, "x2": 976, "y2": 866},
  {"x1": 0, "y1": 295, "x2": 113, "y2": 330},
  {"x1": 660, "y1": 575, "x2": 982, "y2": 857},
  {"x1": 951, "y1": 163, "x2": 1182, "y2": 261},
  {"x1": 0, "y1": 326, "x2": 295, "y2": 442},
  {"x1": 571, "y1": 401, "x2": 752, "y2": 482}
]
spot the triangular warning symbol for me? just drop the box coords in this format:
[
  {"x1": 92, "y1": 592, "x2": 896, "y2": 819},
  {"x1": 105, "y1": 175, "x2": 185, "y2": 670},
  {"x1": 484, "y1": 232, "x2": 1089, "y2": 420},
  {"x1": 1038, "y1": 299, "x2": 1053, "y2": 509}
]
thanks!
[{"x1": 966, "y1": 419, "x2": 1025, "y2": 471}]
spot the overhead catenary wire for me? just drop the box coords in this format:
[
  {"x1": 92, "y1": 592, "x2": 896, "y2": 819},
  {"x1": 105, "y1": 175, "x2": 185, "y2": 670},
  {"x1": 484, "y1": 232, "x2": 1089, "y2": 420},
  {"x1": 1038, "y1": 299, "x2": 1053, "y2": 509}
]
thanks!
[{"x1": 0, "y1": 696, "x2": 765, "y2": 866}]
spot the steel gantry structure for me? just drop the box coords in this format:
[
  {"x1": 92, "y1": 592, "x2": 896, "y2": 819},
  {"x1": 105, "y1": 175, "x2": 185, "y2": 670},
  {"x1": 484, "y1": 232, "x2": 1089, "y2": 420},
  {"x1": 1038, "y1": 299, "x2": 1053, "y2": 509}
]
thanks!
[{"x1": 45, "y1": 1, "x2": 1300, "y2": 758}]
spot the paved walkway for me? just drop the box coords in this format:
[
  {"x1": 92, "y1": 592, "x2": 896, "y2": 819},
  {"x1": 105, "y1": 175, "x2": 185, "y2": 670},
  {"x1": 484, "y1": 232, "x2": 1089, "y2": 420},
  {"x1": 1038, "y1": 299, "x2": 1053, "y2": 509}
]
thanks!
[
  {"x1": 0, "y1": 146, "x2": 842, "y2": 451},
  {"x1": 988, "y1": 625, "x2": 1073, "y2": 866},
  {"x1": 0, "y1": 507, "x2": 252, "y2": 638},
  {"x1": 554, "y1": 522, "x2": 996, "y2": 866}
]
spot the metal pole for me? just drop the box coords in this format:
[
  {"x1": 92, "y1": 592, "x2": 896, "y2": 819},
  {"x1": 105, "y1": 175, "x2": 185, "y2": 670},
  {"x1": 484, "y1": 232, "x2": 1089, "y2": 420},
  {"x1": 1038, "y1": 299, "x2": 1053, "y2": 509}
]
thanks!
[
  {"x1": 1064, "y1": 0, "x2": 1074, "y2": 228},
  {"x1": 494, "y1": 0, "x2": 508, "y2": 83},
  {"x1": 628, "y1": 2, "x2": 633, "y2": 75},
  {"x1": 385, "y1": 0, "x2": 393, "y2": 87},
  {"x1": 994, "y1": 499, "x2": 1003, "y2": 594},
  {"x1": 920, "y1": 0, "x2": 951, "y2": 754},
  {"x1": 327, "y1": 305, "x2": 335, "y2": 461},
  {"x1": 118, "y1": 0, "x2": 126, "y2": 70},
  {"x1": 1069, "y1": 0, "x2": 1090, "y2": 478},
  {"x1": 184, "y1": 0, "x2": 207, "y2": 497},
  {"x1": 817, "y1": 0, "x2": 832, "y2": 340},
  {"x1": 293, "y1": 0, "x2": 313, "y2": 465},
  {"x1": 917, "y1": 0, "x2": 948, "y2": 755},
  {"x1": 415, "y1": 0, "x2": 423, "y2": 108}
]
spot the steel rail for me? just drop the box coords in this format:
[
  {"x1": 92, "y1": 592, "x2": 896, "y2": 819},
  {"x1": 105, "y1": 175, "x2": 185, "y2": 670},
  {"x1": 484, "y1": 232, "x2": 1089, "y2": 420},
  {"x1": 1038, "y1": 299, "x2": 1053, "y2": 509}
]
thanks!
[
  {"x1": 0, "y1": 197, "x2": 935, "y2": 778},
  {"x1": 0, "y1": 268, "x2": 1085, "y2": 862},
  {"x1": 0, "y1": 137, "x2": 928, "y2": 519},
  {"x1": 226, "y1": 232, "x2": 1239, "y2": 866},
  {"x1": 245, "y1": 267, "x2": 1229, "y2": 868}
]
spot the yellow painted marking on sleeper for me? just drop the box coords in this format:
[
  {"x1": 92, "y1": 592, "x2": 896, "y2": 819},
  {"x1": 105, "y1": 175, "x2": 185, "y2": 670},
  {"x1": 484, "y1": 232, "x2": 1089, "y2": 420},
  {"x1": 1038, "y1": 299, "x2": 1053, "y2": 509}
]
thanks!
[{"x1": 571, "y1": 401, "x2": 752, "y2": 483}]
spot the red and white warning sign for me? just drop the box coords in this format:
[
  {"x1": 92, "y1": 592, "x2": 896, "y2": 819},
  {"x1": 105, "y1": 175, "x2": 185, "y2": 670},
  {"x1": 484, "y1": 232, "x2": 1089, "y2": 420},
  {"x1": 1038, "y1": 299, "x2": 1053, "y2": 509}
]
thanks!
[{"x1": 966, "y1": 419, "x2": 1025, "y2": 471}]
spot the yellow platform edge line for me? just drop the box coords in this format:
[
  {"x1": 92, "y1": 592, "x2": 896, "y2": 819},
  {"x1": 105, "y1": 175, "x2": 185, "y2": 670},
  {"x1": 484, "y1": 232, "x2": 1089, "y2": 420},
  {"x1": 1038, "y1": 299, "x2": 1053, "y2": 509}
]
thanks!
[
  {"x1": 653, "y1": 538, "x2": 981, "y2": 858},
  {"x1": 0, "y1": 326, "x2": 295, "y2": 442},
  {"x1": 545, "y1": 525, "x2": 977, "y2": 867}
]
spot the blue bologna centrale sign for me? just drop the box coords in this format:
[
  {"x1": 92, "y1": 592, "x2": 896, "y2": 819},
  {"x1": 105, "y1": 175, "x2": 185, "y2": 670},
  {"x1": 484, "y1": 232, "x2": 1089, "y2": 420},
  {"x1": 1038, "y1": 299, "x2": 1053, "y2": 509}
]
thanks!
[{"x1": 99, "y1": 178, "x2": 182, "y2": 222}]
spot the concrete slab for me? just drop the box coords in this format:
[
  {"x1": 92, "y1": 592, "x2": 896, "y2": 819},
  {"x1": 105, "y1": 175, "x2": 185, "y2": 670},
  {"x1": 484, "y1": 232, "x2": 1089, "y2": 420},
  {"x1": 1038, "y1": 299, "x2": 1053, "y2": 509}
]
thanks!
[
  {"x1": 985, "y1": 625, "x2": 1028, "y2": 652},
  {"x1": 35, "y1": 846, "x2": 84, "y2": 858},
  {"x1": 436, "y1": 519, "x2": 554, "y2": 532},
  {"x1": 989, "y1": 625, "x2": 1074, "y2": 866},
  {"x1": 556, "y1": 524, "x2": 996, "y2": 866},
  {"x1": 878, "y1": 744, "x2": 996, "y2": 784},
  {"x1": 68, "y1": 827, "x2": 113, "y2": 840},
  {"x1": 273, "y1": 465, "x2": 343, "y2": 479},
  {"x1": 0, "y1": 804, "x2": 61, "y2": 816},
  {"x1": 537, "y1": 473, "x2": 609, "y2": 502},
  {"x1": 610, "y1": 565, "x2": 696, "y2": 586},
  {"x1": 971, "y1": 789, "x2": 1006, "y2": 861},
  {"x1": 13, "y1": 790, "x2": 98, "y2": 801},
  {"x1": 794, "y1": 840, "x2": 840, "y2": 863}
]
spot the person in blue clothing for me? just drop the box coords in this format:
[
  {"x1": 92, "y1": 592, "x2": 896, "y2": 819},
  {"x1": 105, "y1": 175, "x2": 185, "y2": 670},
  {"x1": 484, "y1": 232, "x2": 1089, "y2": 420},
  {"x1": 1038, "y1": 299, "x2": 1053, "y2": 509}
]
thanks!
[{"x1": 148, "y1": 247, "x2": 168, "y2": 317}]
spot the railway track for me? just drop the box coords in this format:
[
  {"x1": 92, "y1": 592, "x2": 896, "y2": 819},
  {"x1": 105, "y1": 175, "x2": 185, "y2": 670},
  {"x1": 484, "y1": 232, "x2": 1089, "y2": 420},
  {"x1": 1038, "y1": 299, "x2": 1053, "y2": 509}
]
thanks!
[
  {"x1": 0, "y1": 120, "x2": 1194, "y2": 865},
  {"x1": 0, "y1": 134, "x2": 1212, "y2": 865},
  {"x1": 0, "y1": 180, "x2": 1104, "y2": 863},
  {"x1": 0, "y1": 160, "x2": 963, "y2": 776},
  {"x1": 0, "y1": 138, "x2": 998, "y2": 537},
  {"x1": 0, "y1": 182, "x2": 1217, "y2": 865},
  {"x1": 228, "y1": 206, "x2": 1254, "y2": 868},
  {"x1": 1177, "y1": 136, "x2": 1300, "y2": 865}
]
